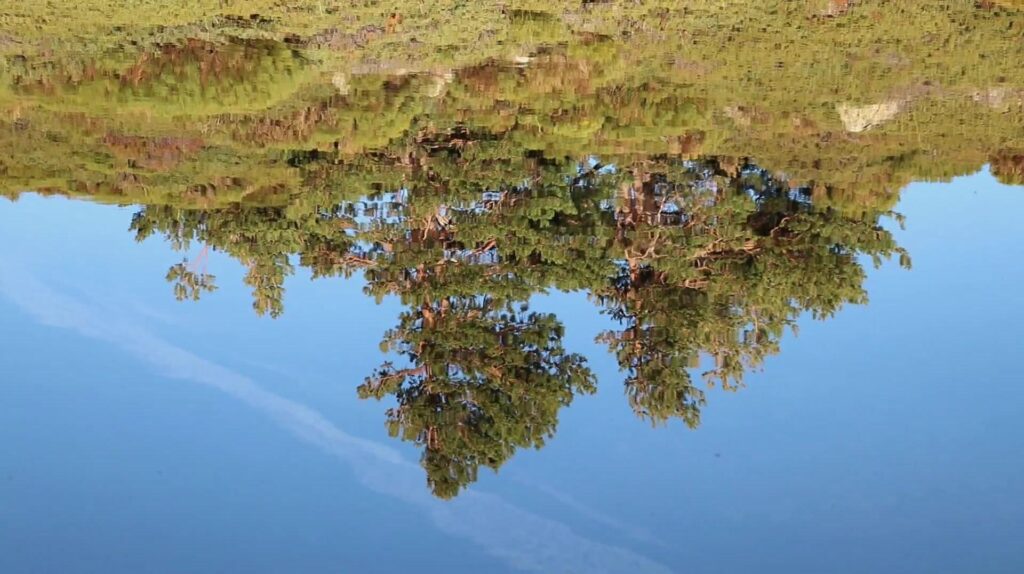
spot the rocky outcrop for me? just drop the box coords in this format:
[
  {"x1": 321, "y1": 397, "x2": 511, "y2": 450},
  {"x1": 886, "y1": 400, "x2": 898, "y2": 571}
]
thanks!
[{"x1": 836, "y1": 100, "x2": 905, "y2": 133}]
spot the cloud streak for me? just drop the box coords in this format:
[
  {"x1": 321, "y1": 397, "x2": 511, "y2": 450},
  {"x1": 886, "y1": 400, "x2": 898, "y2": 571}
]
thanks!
[{"x1": 0, "y1": 262, "x2": 673, "y2": 574}]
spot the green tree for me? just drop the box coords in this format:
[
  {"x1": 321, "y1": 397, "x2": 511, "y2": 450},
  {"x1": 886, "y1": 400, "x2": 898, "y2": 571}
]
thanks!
[{"x1": 358, "y1": 296, "x2": 596, "y2": 499}]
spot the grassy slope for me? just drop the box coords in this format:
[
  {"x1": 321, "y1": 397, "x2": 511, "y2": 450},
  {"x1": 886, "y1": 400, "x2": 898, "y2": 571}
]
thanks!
[{"x1": 0, "y1": 1, "x2": 1022, "y2": 208}]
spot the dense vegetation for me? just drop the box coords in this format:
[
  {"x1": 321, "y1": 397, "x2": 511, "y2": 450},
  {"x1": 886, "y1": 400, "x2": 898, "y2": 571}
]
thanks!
[
  {"x1": 1, "y1": 0, "x2": 1019, "y2": 497},
  {"x1": 2, "y1": 0, "x2": 1023, "y2": 200},
  {"x1": 122, "y1": 154, "x2": 912, "y2": 497}
]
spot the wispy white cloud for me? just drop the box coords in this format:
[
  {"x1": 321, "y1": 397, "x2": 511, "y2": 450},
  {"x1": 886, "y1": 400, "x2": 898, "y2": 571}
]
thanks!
[
  {"x1": 509, "y1": 474, "x2": 668, "y2": 549},
  {"x1": 0, "y1": 262, "x2": 674, "y2": 574}
]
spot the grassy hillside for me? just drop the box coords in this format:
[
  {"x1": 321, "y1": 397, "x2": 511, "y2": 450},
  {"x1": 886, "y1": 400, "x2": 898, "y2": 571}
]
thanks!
[{"x1": 1, "y1": 0, "x2": 1021, "y2": 206}]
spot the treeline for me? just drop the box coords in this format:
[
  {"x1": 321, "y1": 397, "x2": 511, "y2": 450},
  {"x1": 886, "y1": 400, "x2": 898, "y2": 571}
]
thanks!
[{"x1": 124, "y1": 152, "x2": 908, "y2": 498}]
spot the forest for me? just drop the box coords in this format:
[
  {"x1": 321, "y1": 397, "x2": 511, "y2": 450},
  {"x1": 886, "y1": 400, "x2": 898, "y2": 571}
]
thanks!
[{"x1": 0, "y1": 0, "x2": 1020, "y2": 497}]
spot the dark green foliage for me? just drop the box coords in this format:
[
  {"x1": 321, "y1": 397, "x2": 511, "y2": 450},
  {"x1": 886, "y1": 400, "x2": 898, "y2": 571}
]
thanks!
[
  {"x1": 359, "y1": 297, "x2": 595, "y2": 498},
  {"x1": 115, "y1": 151, "x2": 908, "y2": 495}
]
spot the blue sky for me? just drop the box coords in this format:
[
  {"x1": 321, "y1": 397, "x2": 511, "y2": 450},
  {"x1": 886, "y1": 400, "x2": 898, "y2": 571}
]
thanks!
[{"x1": 1, "y1": 170, "x2": 1022, "y2": 573}]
